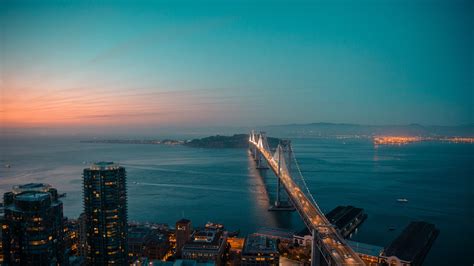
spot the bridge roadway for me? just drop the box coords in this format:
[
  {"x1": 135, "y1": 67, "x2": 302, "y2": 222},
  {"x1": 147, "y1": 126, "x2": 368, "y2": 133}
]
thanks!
[{"x1": 249, "y1": 138, "x2": 364, "y2": 266}]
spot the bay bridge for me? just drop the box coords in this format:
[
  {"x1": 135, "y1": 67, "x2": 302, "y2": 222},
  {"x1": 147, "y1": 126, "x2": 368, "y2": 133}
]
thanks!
[{"x1": 248, "y1": 131, "x2": 365, "y2": 266}]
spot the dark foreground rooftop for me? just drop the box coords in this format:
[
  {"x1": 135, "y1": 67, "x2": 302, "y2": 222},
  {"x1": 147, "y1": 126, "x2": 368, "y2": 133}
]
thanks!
[{"x1": 383, "y1": 221, "x2": 439, "y2": 264}]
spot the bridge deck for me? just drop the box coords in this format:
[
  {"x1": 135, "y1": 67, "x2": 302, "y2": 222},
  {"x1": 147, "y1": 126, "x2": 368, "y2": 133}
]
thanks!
[{"x1": 249, "y1": 139, "x2": 365, "y2": 266}]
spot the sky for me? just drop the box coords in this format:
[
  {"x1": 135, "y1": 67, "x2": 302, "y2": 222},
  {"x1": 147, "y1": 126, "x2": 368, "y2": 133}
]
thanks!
[{"x1": 1, "y1": 0, "x2": 473, "y2": 135}]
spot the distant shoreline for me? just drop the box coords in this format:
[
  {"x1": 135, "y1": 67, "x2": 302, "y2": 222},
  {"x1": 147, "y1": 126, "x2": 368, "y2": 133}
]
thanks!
[
  {"x1": 80, "y1": 133, "x2": 474, "y2": 148},
  {"x1": 80, "y1": 139, "x2": 184, "y2": 145},
  {"x1": 80, "y1": 134, "x2": 281, "y2": 149}
]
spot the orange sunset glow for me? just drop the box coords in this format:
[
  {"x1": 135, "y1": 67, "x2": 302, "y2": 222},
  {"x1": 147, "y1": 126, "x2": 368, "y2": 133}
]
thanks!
[{"x1": 1, "y1": 82, "x2": 240, "y2": 128}]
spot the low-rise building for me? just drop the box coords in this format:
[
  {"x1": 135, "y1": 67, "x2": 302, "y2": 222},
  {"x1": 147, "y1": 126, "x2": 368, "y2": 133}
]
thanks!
[
  {"x1": 128, "y1": 225, "x2": 171, "y2": 261},
  {"x1": 64, "y1": 217, "x2": 79, "y2": 255},
  {"x1": 128, "y1": 226, "x2": 153, "y2": 260},
  {"x1": 181, "y1": 229, "x2": 227, "y2": 265},
  {"x1": 144, "y1": 231, "x2": 171, "y2": 260},
  {"x1": 254, "y1": 227, "x2": 294, "y2": 243},
  {"x1": 227, "y1": 237, "x2": 245, "y2": 253},
  {"x1": 227, "y1": 237, "x2": 245, "y2": 265},
  {"x1": 293, "y1": 228, "x2": 312, "y2": 247},
  {"x1": 241, "y1": 234, "x2": 279, "y2": 266}
]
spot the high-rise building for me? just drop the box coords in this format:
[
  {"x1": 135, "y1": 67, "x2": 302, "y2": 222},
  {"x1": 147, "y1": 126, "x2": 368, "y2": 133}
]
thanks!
[
  {"x1": 2, "y1": 183, "x2": 66, "y2": 265},
  {"x1": 175, "y1": 219, "x2": 192, "y2": 257},
  {"x1": 83, "y1": 162, "x2": 128, "y2": 265}
]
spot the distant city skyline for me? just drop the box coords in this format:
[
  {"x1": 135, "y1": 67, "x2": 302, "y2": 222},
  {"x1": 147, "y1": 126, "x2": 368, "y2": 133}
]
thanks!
[{"x1": 1, "y1": 0, "x2": 472, "y2": 134}]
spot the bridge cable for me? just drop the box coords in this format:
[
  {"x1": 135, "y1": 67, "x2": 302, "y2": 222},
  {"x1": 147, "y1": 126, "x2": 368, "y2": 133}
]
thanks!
[{"x1": 289, "y1": 145, "x2": 330, "y2": 223}]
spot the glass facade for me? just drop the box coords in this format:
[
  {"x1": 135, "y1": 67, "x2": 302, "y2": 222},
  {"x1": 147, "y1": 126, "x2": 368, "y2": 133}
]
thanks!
[
  {"x1": 83, "y1": 162, "x2": 128, "y2": 265},
  {"x1": 2, "y1": 184, "x2": 66, "y2": 265}
]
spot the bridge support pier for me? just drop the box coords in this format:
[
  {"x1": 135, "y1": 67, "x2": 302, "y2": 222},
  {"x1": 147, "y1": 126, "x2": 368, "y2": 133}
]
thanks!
[
  {"x1": 275, "y1": 177, "x2": 281, "y2": 207},
  {"x1": 268, "y1": 145, "x2": 294, "y2": 211},
  {"x1": 255, "y1": 151, "x2": 268, "y2": 170},
  {"x1": 268, "y1": 176, "x2": 295, "y2": 211}
]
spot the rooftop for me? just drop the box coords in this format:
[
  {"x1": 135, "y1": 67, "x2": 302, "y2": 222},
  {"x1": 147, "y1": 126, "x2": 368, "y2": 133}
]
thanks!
[
  {"x1": 128, "y1": 226, "x2": 152, "y2": 240},
  {"x1": 12, "y1": 183, "x2": 51, "y2": 194},
  {"x1": 176, "y1": 218, "x2": 191, "y2": 224},
  {"x1": 89, "y1": 161, "x2": 121, "y2": 170},
  {"x1": 182, "y1": 229, "x2": 223, "y2": 250},
  {"x1": 193, "y1": 230, "x2": 217, "y2": 243},
  {"x1": 145, "y1": 233, "x2": 168, "y2": 244},
  {"x1": 174, "y1": 260, "x2": 215, "y2": 266},
  {"x1": 255, "y1": 227, "x2": 295, "y2": 240},
  {"x1": 242, "y1": 234, "x2": 278, "y2": 254},
  {"x1": 15, "y1": 191, "x2": 51, "y2": 202}
]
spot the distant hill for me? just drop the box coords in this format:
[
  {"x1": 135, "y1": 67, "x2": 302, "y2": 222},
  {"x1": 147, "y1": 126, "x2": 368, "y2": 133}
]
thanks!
[
  {"x1": 184, "y1": 134, "x2": 280, "y2": 149},
  {"x1": 259, "y1": 122, "x2": 474, "y2": 137}
]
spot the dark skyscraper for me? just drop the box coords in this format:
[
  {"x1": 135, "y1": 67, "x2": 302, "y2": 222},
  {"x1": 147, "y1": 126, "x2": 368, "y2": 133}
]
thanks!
[
  {"x1": 2, "y1": 183, "x2": 66, "y2": 265},
  {"x1": 83, "y1": 162, "x2": 128, "y2": 265}
]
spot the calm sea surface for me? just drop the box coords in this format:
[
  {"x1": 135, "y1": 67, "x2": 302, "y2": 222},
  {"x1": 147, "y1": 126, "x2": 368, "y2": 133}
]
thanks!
[{"x1": 0, "y1": 136, "x2": 472, "y2": 265}]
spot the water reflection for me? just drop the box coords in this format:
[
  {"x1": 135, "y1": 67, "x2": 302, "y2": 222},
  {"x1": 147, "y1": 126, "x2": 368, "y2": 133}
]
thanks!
[{"x1": 247, "y1": 151, "x2": 296, "y2": 230}]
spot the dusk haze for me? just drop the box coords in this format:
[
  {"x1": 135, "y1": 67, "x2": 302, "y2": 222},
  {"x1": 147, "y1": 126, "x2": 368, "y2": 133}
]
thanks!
[{"x1": 0, "y1": 1, "x2": 472, "y2": 266}]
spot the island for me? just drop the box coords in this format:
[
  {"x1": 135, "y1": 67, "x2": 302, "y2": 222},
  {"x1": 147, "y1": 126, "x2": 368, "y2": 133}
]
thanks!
[{"x1": 184, "y1": 134, "x2": 280, "y2": 149}]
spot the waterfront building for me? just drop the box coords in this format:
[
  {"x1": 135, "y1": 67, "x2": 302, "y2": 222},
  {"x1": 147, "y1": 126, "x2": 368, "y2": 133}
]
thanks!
[
  {"x1": 227, "y1": 237, "x2": 245, "y2": 265},
  {"x1": 241, "y1": 234, "x2": 279, "y2": 266},
  {"x1": 83, "y1": 162, "x2": 128, "y2": 265},
  {"x1": 181, "y1": 229, "x2": 227, "y2": 265},
  {"x1": 175, "y1": 219, "x2": 192, "y2": 257},
  {"x1": 342, "y1": 221, "x2": 439, "y2": 266},
  {"x1": 325, "y1": 205, "x2": 367, "y2": 238},
  {"x1": 380, "y1": 221, "x2": 439, "y2": 266},
  {"x1": 2, "y1": 183, "x2": 66, "y2": 265},
  {"x1": 227, "y1": 237, "x2": 245, "y2": 253}
]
